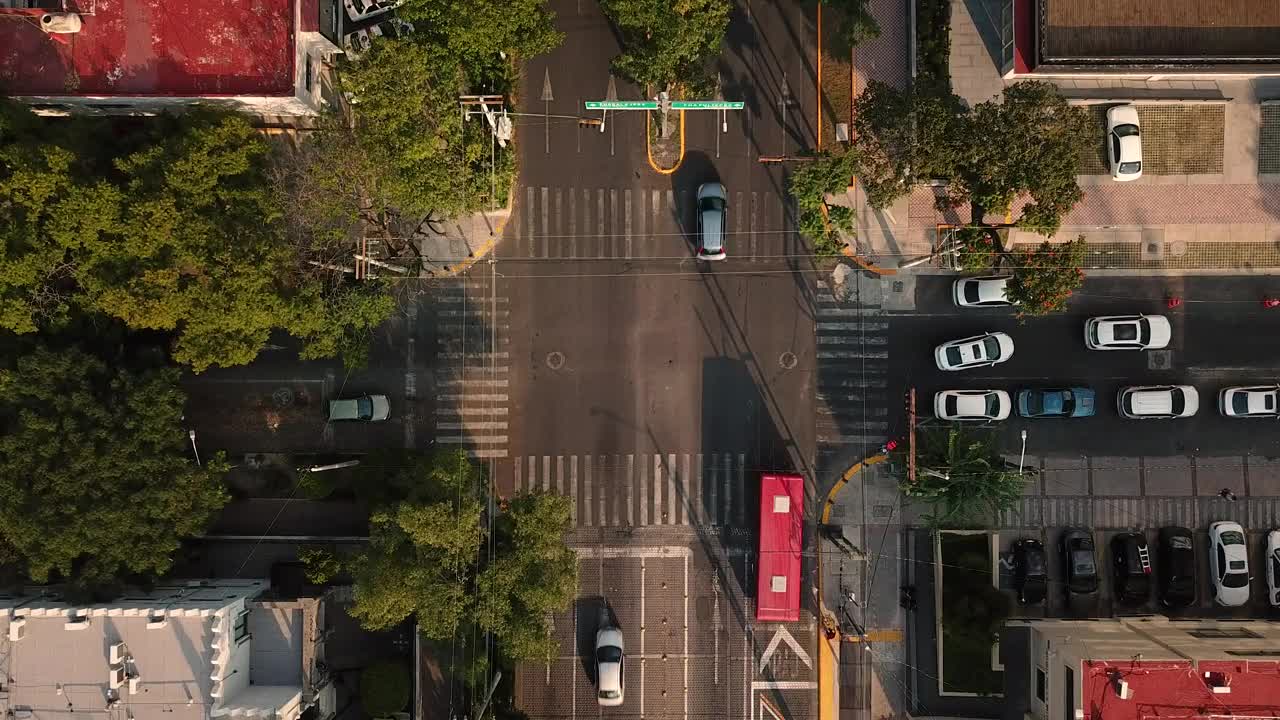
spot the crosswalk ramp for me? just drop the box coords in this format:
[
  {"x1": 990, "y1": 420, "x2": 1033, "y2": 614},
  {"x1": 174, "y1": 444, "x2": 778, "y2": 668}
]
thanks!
[
  {"x1": 814, "y1": 279, "x2": 891, "y2": 461},
  {"x1": 506, "y1": 452, "x2": 752, "y2": 528},
  {"x1": 508, "y1": 185, "x2": 789, "y2": 260},
  {"x1": 997, "y1": 495, "x2": 1280, "y2": 529},
  {"x1": 428, "y1": 276, "x2": 511, "y2": 459}
]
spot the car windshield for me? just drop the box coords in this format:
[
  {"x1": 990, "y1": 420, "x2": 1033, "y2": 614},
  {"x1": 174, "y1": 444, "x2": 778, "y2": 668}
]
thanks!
[
  {"x1": 1025, "y1": 393, "x2": 1043, "y2": 414},
  {"x1": 1221, "y1": 531, "x2": 1245, "y2": 545},
  {"x1": 981, "y1": 336, "x2": 1000, "y2": 359},
  {"x1": 599, "y1": 690, "x2": 621, "y2": 700},
  {"x1": 1233, "y1": 394, "x2": 1253, "y2": 415},
  {"x1": 700, "y1": 197, "x2": 725, "y2": 212},
  {"x1": 1136, "y1": 317, "x2": 1151, "y2": 343},
  {"x1": 1119, "y1": 161, "x2": 1142, "y2": 174},
  {"x1": 945, "y1": 347, "x2": 963, "y2": 366},
  {"x1": 1223, "y1": 572, "x2": 1249, "y2": 588},
  {"x1": 596, "y1": 646, "x2": 622, "y2": 663},
  {"x1": 1170, "y1": 392, "x2": 1185, "y2": 415},
  {"x1": 1114, "y1": 123, "x2": 1139, "y2": 137},
  {"x1": 1071, "y1": 550, "x2": 1095, "y2": 575},
  {"x1": 945, "y1": 396, "x2": 958, "y2": 416},
  {"x1": 1271, "y1": 552, "x2": 1280, "y2": 578},
  {"x1": 985, "y1": 394, "x2": 1001, "y2": 415},
  {"x1": 964, "y1": 283, "x2": 981, "y2": 304}
]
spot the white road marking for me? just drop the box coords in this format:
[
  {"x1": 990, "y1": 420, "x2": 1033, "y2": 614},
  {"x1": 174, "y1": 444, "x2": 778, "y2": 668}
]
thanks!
[
  {"x1": 751, "y1": 681, "x2": 818, "y2": 690},
  {"x1": 572, "y1": 545, "x2": 692, "y2": 558},
  {"x1": 668, "y1": 452, "x2": 678, "y2": 525},
  {"x1": 626, "y1": 454, "x2": 635, "y2": 526},
  {"x1": 758, "y1": 626, "x2": 812, "y2": 670},
  {"x1": 654, "y1": 455, "x2": 664, "y2": 525},
  {"x1": 570, "y1": 456, "x2": 579, "y2": 525},
  {"x1": 683, "y1": 554, "x2": 689, "y2": 720}
]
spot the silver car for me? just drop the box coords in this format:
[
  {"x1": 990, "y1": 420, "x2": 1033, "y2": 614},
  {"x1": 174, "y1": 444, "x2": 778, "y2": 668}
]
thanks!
[
  {"x1": 696, "y1": 182, "x2": 727, "y2": 261},
  {"x1": 595, "y1": 626, "x2": 625, "y2": 706},
  {"x1": 327, "y1": 394, "x2": 391, "y2": 422}
]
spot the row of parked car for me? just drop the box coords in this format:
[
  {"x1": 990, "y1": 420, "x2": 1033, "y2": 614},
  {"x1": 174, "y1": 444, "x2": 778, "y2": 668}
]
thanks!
[
  {"x1": 934, "y1": 384, "x2": 1280, "y2": 421},
  {"x1": 1010, "y1": 524, "x2": 1280, "y2": 609},
  {"x1": 935, "y1": 314, "x2": 1171, "y2": 371}
]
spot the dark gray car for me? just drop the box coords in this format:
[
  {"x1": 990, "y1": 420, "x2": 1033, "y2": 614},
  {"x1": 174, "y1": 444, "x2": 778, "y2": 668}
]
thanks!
[{"x1": 1060, "y1": 528, "x2": 1098, "y2": 595}]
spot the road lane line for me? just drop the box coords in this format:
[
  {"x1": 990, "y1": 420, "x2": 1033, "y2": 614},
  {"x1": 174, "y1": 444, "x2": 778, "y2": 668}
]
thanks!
[
  {"x1": 627, "y1": 454, "x2": 636, "y2": 526},
  {"x1": 653, "y1": 455, "x2": 664, "y2": 525},
  {"x1": 570, "y1": 455, "x2": 579, "y2": 526},
  {"x1": 668, "y1": 452, "x2": 677, "y2": 525}
]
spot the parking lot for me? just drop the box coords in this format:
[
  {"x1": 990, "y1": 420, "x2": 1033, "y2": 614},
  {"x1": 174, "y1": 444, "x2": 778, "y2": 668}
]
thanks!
[
  {"x1": 997, "y1": 526, "x2": 1280, "y2": 620},
  {"x1": 516, "y1": 540, "x2": 817, "y2": 720}
]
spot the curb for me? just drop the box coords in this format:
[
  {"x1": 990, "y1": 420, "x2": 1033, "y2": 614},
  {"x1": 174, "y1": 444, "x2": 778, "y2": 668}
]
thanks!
[{"x1": 646, "y1": 110, "x2": 685, "y2": 175}]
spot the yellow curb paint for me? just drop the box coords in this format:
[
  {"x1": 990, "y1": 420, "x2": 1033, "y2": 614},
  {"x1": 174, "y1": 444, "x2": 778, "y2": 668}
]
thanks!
[
  {"x1": 645, "y1": 110, "x2": 686, "y2": 175},
  {"x1": 840, "y1": 245, "x2": 898, "y2": 276},
  {"x1": 846, "y1": 629, "x2": 905, "y2": 644},
  {"x1": 821, "y1": 453, "x2": 889, "y2": 524},
  {"x1": 818, "y1": 631, "x2": 838, "y2": 720}
]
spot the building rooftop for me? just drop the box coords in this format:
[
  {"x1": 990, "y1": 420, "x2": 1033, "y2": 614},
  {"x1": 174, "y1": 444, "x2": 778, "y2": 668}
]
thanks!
[
  {"x1": 1039, "y1": 0, "x2": 1280, "y2": 62},
  {"x1": 1082, "y1": 659, "x2": 1280, "y2": 720},
  {"x1": 0, "y1": 0, "x2": 295, "y2": 97}
]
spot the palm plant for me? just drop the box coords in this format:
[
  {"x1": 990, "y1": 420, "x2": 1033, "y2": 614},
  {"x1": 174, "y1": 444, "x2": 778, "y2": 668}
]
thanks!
[{"x1": 896, "y1": 426, "x2": 1029, "y2": 526}]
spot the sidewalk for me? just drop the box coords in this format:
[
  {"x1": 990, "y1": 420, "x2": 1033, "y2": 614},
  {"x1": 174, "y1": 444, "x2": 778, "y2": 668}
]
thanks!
[
  {"x1": 817, "y1": 456, "x2": 910, "y2": 720},
  {"x1": 414, "y1": 207, "x2": 511, "y2": 277}
]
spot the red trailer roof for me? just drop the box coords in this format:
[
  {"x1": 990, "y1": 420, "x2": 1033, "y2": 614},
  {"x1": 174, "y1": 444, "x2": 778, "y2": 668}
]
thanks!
[{"x1": 756, "y1": 473, "x2": 804, "y2": 622}]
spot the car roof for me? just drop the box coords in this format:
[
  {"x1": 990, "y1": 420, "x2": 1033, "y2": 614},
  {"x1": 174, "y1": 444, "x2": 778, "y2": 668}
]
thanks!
[{"x1": 954, "y1": 393, "x2": 992, "y2": 416}]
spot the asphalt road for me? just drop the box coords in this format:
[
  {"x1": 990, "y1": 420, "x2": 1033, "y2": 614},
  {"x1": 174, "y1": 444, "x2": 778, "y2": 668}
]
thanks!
[{"x1": 887, "y1": 275, "x2": 1280, "y2": 457}]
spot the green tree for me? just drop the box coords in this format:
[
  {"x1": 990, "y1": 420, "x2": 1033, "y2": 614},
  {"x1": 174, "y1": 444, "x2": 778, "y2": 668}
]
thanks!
[
  {"x1": 317, "y1": 450, "x2": 578, "y2": 675},
  {"x1": 955, "y1": 82, "x2": 1092, "y2": 233},
  {"x1": 851, "y1": 81, "x2": 962, "y2": 209},
  {"x1": 818, "y1": 0, "x2": 881, "y2": 52},
  {"x1": 787, "y1": 150, "x2": 858, "y2": 255},
  {"x1": 1006, "y1": 237, "x2": 1087, "y2": 316},
  {"x1": 601, "y1": 0, "x2": 732, "y2": 96},
  {"x1": 360, "y1": 662, "x2": 411, "y2": 717},
  {"x1": 399, "y1": 0, "x2": 562, "y2": 64},
  {"x1": 896, "y1": 426, "x2": 1027, "y2": 526},
  {"x1": 0, "y1": 344, "x2": 229, "y2": 592}
]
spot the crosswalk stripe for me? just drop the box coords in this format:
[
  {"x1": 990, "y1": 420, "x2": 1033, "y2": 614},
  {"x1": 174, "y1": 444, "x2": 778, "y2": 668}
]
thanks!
[
  {"x1": 570, "y1": 456, "x2": 579, "y2": 526},
  {"x1": 723, "y1": 453, "x2": 733, "y2": 526},
  {"x1": 667, "y1": 453, "x2": 677, "y2": 525},
  {"x1": 653, "y1": 455, "x2": 663, "y2": 525},
  {"x1": 750, "y1": 192, "x2": 759, "y2": 260},
  {"x1": 681, "y1": 453, "x2": 692, "y2": 526},
  {"x1": 556, "y1": 455, "x2": 565, "y2": 496},
  {"x1": 514, "y1": 458, "x2": 522, "y2": 494},
  {"x1": 695, "y1": 453, "x2": 706, "y2": 525},
  {"x1": 598, "y1": 455, "x2": 607, "y2": 526},
  {"x1": 541, "y1": 186, "x2": 550, "y2": 258},
  {"x1": 525, "y1": 186, "x2": 534, "y2": 255},
  {"x1": 709, "y1": 455, "x2": 720, "y2": 525},
  {"x1": 626, "y1": 454, "x2": 635, "y2": 526},
  {"x1": 596, "y1": 189, "x2": 606, "y2": 259}
]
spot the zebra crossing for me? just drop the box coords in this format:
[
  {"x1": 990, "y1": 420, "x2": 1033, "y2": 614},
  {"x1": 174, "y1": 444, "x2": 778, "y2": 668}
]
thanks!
[
  {"x1": 428, "y1": 274, "x2": 511, "y2": 459},
  {"x1": 508, "y1": 185, "x2": 790, "y2": 260},
  {"x1": 997, "y1": 495, "x2": 1280, "y2": 529},
  {"x1": 814, "y1": 279, "x2": 891, "y2": 463},
  {"x1": 507, "y1": 452, "x2": 751, "y2": 528}
]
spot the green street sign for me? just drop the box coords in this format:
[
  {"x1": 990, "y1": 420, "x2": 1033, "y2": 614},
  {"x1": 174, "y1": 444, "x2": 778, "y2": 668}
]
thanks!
[
  {"x1": 671, "y1": 100, "x2": 744, "y2": 110},
  {"x1": 585, "y1": 100, "x2": 659, "y2": 110}
]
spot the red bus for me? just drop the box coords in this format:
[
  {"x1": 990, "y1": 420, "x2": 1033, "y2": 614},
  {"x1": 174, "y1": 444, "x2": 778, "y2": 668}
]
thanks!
[{"x1": 756, "y1": 473, "x2": 804, "y2": 622}]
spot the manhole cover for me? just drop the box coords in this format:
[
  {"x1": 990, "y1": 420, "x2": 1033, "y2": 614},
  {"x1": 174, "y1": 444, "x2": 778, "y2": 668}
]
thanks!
[
  {"x1": 545, "y1": 351, "x2": 565, "y2": 370},
  {"x1": 1148, "y1": 350, "x2": 1172, "y2": 370},
  {"x1": 271, "y1": 388, "x2": 294, "y2": 408},
  {"x1": 779, "y1": 351, "x2": 798, "y2": 369}
]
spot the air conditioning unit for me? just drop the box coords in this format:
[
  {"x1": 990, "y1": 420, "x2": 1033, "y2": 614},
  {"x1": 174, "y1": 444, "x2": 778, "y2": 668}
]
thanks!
[
  {"x1": 8, "y1": 618, "x2": 25, "y2": 641},
  {"x1": 109, "y1": 666, "x2": 127, "y2": 690},
  {"x1": 1115, "y1": 678, "x2": 1132, "y2": 700},
  {"x1": 109, "y1": 642, "x2": 128, "y2": 665},
  {"x1": 128, "y1": 676, "x2": 141, "y2": 695}
]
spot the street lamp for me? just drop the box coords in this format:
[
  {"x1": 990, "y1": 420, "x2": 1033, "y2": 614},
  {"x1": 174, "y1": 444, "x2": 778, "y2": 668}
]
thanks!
[
  {"x1": 188, "y1": 429, "x2": 201, "y2": 467},
  {"x1": 1018, "y1": 430, "x2": 1028, "y2": 475}
]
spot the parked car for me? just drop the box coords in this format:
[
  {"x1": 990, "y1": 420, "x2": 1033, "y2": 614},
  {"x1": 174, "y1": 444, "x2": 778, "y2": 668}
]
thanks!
[
  {"x1": 1266, "y1": 530, "x2": 1280, "y2": 608},
  {"x1": 344, "y1": 0, "x2": 400, "y2": 21},
  {"x1": 342, "y1": 28, "x2": 374, "y2": 57},
  {"x1": 1117, "y1": 385, "x2": 1198, "y2": 420},
  {"x1": 953, "y1": 276, "x2": 1013, "y2": 308},
  {"x1": 1016, "y1": 388, "x2": 1097, "y2": 418},
  {"x1": 328, "y1": 394, "x2": 391, "y2": 422},
  {"x1": 934, "y1": 390, "x2": 1011, "y2": 422},
  {"x1": 1111, "y1": 532, "x2": 1153, "y2": 605},
  {"x1": 1219, "y1": 385, "x2": 1280, "y2": 418},
  {"x1": 696, "y1": 182, "x2": 727, "y2": 261},
  {"x1": 1061, "y1": 528, "x2": 1099, "y2": 595},
  {"x1": 1084, "y1": 314, "x2": 1171, "y2": 350},
  {"x1": 595, "y1": 625, "x2": 625, "y2": 706},
  {"x1": 934, "y1": 332, "x2": 1014, "y2": 371},
  {"x1": 1208, "y1": 521, "x2": 1251, "y2": 607},
  {"x1": 1106, "y1": 104, "x2": 1143, "y2": 181},
  {"x1": 1158, "y1": 526, "x2": 1197, "y2": 609},
  {"x1": 1012, "y1": 538, "x2": 1048, "y2": 605}
]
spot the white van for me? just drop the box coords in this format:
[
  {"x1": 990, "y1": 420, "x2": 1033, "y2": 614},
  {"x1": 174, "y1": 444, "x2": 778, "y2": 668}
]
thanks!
[{"x1": 1117, "y1": 385, "x2": 1198, "y2": 419}]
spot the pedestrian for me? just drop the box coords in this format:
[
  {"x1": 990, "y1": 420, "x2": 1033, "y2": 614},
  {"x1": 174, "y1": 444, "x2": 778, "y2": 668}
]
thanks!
[{"x1": 1218, "y1": 488, "x2": 1238, "y2": 502}]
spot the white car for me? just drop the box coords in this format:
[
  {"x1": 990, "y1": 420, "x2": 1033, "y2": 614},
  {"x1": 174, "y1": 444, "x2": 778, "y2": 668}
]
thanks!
[
  {"x1": 344, "y1": 0, "x2": 400, "y2": 21},
  {"x1": 953, "y1": 276, "x2": 1013, "y2": 308},
  {"x1": 934, "y1": 332, "x2": 1014, "y2": 371},
  {"x1": 1219, "y1": 385, "x2": 1280, "y2": 418},
  {"x1": 1209, "y1": 521, "x2": 1250, "y2": 607},
  {"x1": 1267, "y1": 530, "x2": 1280, "y2": 607},
  {"x1": 1084, "y1": 314, "x2": 1171, "y2": 350},
  {"x1": 1106, "y1": 104, "x2": 1142, "y2": 181},
  {"x1": 1117, "y1": 385, "x2": 1198, "y2": 419},
  {"x1": 595, "y1": 626, "x2": 624, "y2": 706},
  {"x1": 934, "y1": 390, "x2": 1012, "y2": 422}
]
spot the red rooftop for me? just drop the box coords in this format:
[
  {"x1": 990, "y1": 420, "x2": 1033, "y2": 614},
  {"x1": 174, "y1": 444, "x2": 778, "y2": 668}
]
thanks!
[
  {"x1": 1083, "y1": 659, "x2": 1280, "y2": 720},
  {"x1": 0, "y1": 0, "x2": 295, "y2": 97}
]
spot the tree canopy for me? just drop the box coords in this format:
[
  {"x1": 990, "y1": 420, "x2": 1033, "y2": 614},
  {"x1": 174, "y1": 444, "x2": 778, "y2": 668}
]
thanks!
[
  {"x1": 0, "y1": 344, "x2": 229, "y2": 593},
  {"x1": 601, "y1": 0, "x2": 732, "y2": 94},
  {"x1": 311, "y1": 449, "x2": 578, "y2": 679},
  {"x1": 851, "y1": 81, "x2": 1092, "y2": 234},
  {"x1": 896, "y1": 426, "x2": 1028, "y2": 526},
  {"x1": 0, "y1": 101, "x2": 395, "y2": 372},
  {"x1": 398, "y1": 0, "x2": 562, "y2": 65}
]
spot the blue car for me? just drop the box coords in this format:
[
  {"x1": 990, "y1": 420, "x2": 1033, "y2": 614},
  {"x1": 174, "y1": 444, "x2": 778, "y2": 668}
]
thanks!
[{"x1": 1016, "y1": 388, "x2": 1096, "y2": 418}]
